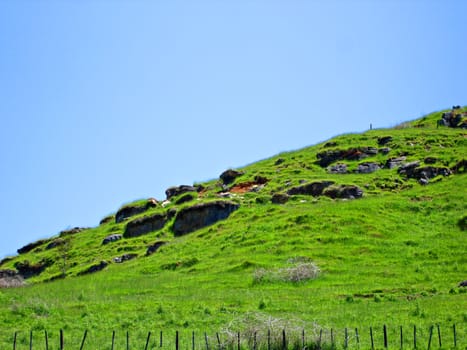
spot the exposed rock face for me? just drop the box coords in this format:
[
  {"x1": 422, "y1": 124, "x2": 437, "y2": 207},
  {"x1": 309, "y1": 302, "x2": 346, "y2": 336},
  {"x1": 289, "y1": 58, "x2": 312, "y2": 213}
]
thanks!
[
  {"x1": 451, "y1": 159, "x2": 467, "y2": 174},
  {"x1": 377, "y1": 136, "x2": 393, "y2": 145},
  {"x1": 79, "y1": 261, "x2": 108, "y2": 275},
  {"x1": 102, "y1": 234, "x2": 123, "y2": 245},
  {"x1": 398, "y1": 162, "x2": 452, "y2": 182},
  {"x1": 287, "y1": 181, "x2": 335, "y2": 196},
  {"x1": 113, "y1": 254, "x2": 137, "y2": 263},
  {"x1": 165, "y1": 185, "x2": 198, "y2": 199},
  {"x1": 0, "y1": 269, "x2": 24, "y2": 288},
  {"x1": 172, "y1": 201, "x2": 240, "y2": 236},
  {"x1": 99, "y1": 215, "x2": 114, "y2": 225},
  {"x1": 357, "y1": 162, "x2": 380, "y2": 174},
  {"x1": 271, "y1": 193, "x2": 289, "y2": 204},
  {"x1": 46, "y1": 238, "x2": 66, "y2": 250},
  {"x1": 17, "y1": 239, "x2": 49, "y2": 254},
  {"x1": 219, "y1": 169, "x2": 243, "y2": 185},
  {"x1": 175, "y1": 193, "x2": 195, "y2": 205},
  {"x1": 438, "y1": 107, "x2": 467, "y2": 128},
  {"x1": 458, "y1": 280, "x2": 467, "y2": 287},
  {"x1": 424, "y1": 157, "x2": 438, "y2": 164},
  {"x1": 328, "y1": 163, "x2": 348, "y2": 174},
  {"x1": 385, "y1": 156, "x2": 407, "y2": 169},
  {"x1": 59, "y1": 227, "x2": 87, "y2": 237},
  {"x1": 124, "y1": 213, "x2": 167, "y2": 238},
  {"x1": 323, "y1": 185, "x2": 363, "y2": 199},
  {"x1": 146, "y1": 241, "x2": 167, "y2": 256},
  {"x1": 274, "y1": 158, "x2": 285, "y2": 165},
  {"x1": 316, "y1": 147, "x2": 378, "y2": 167},
  {"x1": 14, "y1": 259, "x2": 53, "y2": 279},
  {"x1": 115, "y1": 199, "x2": 158, "y2": 223}
]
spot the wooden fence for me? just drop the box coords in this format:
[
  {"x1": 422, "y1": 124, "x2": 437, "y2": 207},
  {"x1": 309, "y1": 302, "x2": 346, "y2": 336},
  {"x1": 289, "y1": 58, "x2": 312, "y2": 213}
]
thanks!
[{"x1": 6, "y1": 324, "x2": 463, "y2": 349}]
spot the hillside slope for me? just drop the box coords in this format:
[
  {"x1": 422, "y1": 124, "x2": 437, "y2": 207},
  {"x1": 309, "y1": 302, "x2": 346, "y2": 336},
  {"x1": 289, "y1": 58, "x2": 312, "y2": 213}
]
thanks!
[{"x1": 0, "y1": 107, "x2": 466, "y2": 348}]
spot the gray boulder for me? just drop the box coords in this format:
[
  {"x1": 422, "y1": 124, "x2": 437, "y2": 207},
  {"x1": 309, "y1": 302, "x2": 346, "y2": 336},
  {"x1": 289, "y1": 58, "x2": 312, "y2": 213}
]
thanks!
[
  {"x1": 219, "y1": 169, "x2": 244, "y2": 185},
  {"x1": 271, "y1": 193, "x2": 289, "y2": 204},
  {"x1": 172, "y1": 201, "x2": 240, "y2": 236},
  {"x1": 328, "y1": 163, "x2": 348, "y2": 174},
  {"x1": 102, "y1": 234, "x2": 123, "y2": 245},
  {"x1": 0, "y1": 269, "x2": 24, "y2": 288},
  {"x1": 357, "y1": 162, "x2": 380, "y2": 174}
]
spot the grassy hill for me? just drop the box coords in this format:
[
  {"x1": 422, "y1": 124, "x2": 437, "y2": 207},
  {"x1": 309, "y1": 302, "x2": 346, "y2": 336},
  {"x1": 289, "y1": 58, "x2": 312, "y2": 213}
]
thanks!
[{"x1": 0, "y1": 107, "x2": 466, "y2": 348}]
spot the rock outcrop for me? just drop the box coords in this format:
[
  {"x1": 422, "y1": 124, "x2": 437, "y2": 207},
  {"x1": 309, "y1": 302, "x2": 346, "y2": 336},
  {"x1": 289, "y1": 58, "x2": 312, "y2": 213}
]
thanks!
[
  {"x1": 146, "y1": 241, "x2": 167, "y2": 256},
  {"x1": 287, "y1": 181, "x2": 335, "y2": 196},
  {"x1": 115, "y1": 199, "x2": 158, "y2": 223},
  {"x1": 172, "y1": 201, "x2": 240, "y2": 236},
  {"x1": 102, "y1": 234, "x2": 123, "y2": 245},
  {"x1": 219, "y1": 169, "x2": 244, "y2": 185},
  {"x1": 0, "y1": 269, "x2": 24, "y2": 288},
  {"x1": 271, "y1": 193, "x2": 289, "y2": 204},
  {"x1": 357, "y1": 162, "x2": 380, "y2": 174},
  {"x1": 316, "y1": 147, "x2": 378, "y2": 167},
  {"x1": 398, "y1": 162, "x2": 451, "y2": 182},
  {"x1": 79, "y1": 261, "x2": 108, "y2": 275},
  {"x1": 323, "y1": 185, "x2": 363, "y2": 199},
  {"x1": 17, "y1": 239, "x2": 49, "y2": 255},
  {"x1": 124, "y1": 213, "x2": 167, "y2": 238},
  {"x1": 113, "y1": 254, "x2": 137, "y2": 263},
  {"x1": 165, "y1": 185, "x2": 199, "y2": 200},
  {"x1": 14, "y1": 259, "x2": 53, "y2": 279}
]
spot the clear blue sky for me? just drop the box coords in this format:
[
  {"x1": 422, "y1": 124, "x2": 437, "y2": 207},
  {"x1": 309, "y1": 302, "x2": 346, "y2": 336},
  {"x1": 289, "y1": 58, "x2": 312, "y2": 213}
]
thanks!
[{"x1": 1, "y1": 0, "x2": 466, "y2": 258}]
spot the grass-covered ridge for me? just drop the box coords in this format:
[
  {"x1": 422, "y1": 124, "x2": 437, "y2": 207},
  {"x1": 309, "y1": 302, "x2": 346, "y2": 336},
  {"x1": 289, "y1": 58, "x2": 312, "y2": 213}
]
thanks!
[{"x1": 0, "y1": 107, "x2": 466, "y2": 347}]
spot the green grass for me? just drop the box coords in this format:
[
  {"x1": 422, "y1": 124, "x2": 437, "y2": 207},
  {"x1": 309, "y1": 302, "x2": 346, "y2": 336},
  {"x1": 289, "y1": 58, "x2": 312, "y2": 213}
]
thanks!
[{"x1": 0, "y1": 107, "x2": 466, "y2": 348}]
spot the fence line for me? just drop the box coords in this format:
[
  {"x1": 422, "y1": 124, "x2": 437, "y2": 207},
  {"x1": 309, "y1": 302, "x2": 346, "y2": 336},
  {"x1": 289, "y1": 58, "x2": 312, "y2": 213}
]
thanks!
[{"x1": 6, "y1": 324, "x2": 463, "y2": 349}]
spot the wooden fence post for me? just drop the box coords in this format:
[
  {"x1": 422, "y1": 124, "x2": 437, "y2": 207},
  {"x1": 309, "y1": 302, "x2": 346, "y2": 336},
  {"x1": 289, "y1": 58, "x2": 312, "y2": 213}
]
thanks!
[
  {"x1": 413, "y1": 325, "x2": 416, "y2": 349},
  {"x1": 111, "y1": 331, "x2": 115, "y2": 350},
  {"x1": 204, "y1": 332, "x2": 209, "y2": 350},
  {"x1": 126, "y1": 331, "x2": 130, "y2": 350},
  {"x1": 400, "y1": 326, "x2": 403, "y2": 350},
  {"x1": 344, "y1": 328, "x2": 348, "y2": 349},
  {"x1": 60, "y1": 329, "x2": 64, "y2": 350},
  {"x1": 45, "y1": 330, "x2": 49, "y2": 350},
  {"x1": 453, "y1": 324, "x2": 457, "y2": 348},
  {"x1": 267, "y1": 329, "x2": 271, "y2": 350},
  {"x1": 29, "y1": 330, "x2": 33, "y2": 350},
  {"x1": 383, "y1": 325, "x2": 388, "y2": 349},
  {"x1": 437, "y1": 324, "x2": 442, "y2": 348},
  {"x1": 331, "y1": 328, "x2": 334, "y2": 349},
  {"x1": 79, "y1": 330, "x2": 88, "y2": 350},
  {"x1": 370, "y1": 327, "x2": 374, "y2": 350},
  {"x1": 427, "y1": 325, "x2": 433, "y2": 350},
  {"x1": 355, "y1": 328, "x2": 359, "y2": 346},
  {"x1": 238, "y1": 331, "x2": 241, "y2": 350},
  {"x1": 282, "y1": 329, "x2": 286, "y2": 350},
  {"x1": 144, "y1": 331, "x2": 151, "y2": 350},
  {"x1": 253, "y1": 331, "x2": 257, "y2": 350},
  {"x1": 176, "y1": 330, "x2": 179, "y2": 350},
  {"x1": 160, "y1": 331, "x2": 163, "y2": 347},
  {"x1": 13, "y1": 331, "x2": 17, "y2": 350},
  {"x1": 318, "y1": 329, "x2": 323, "y2": 350},
  {"x1": 192, "y1": 331, "x2": 195, "y2": 350}
]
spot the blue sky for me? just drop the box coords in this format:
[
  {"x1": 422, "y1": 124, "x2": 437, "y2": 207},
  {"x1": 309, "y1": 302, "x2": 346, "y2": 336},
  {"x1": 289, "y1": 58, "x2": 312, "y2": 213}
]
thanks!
[{"x1": 0, "y1": 0, "x2": 466, "y2": 258}]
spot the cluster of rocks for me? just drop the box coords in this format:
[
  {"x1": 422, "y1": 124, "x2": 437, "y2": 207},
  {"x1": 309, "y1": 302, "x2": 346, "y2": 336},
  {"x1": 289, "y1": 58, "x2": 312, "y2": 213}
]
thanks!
[
  {"x1": 316, "y1": 147, "x2": 379, "y2": 167},
  {"x1": 272, "y1": 181, "x2": 363, "y2": 204},
  {"x1": 78, "y1": 261, "x2": 109, "y2": 276},
  {"x1": 0, "y1": 269, "x2": 24, "y2": 288},
  {"x1": 438, "y1": 106, "x2": 467, "y2": 128},
  {"x1": 115, "y1": 198, "x2": 159, "y2": 223},
  {"x1": 14, "y1": 258, "x2": 53, "y2": 279},
  {"x1": 398, "y1": 161, "x2": 452, "y2": 184}
]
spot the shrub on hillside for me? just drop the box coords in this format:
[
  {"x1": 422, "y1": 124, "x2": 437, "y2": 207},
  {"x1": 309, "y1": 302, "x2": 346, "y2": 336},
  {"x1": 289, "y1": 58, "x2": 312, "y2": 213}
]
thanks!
[{"x1": 253, "y1": 259, "x2": 320, "y2": 284}]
